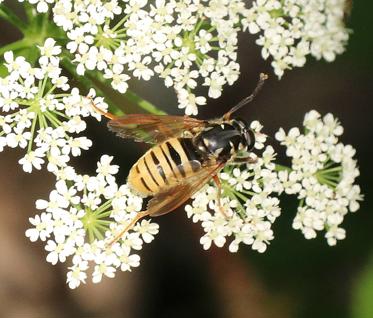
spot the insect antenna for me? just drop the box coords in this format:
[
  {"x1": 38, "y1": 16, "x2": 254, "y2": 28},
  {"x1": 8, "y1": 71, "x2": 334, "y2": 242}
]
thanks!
[
  {"x1": 223, "y1": 73, "x2": 268, "y2": 120},
  {"x1": 87, "y1": 96, "x2": 117, "y2": 120}
]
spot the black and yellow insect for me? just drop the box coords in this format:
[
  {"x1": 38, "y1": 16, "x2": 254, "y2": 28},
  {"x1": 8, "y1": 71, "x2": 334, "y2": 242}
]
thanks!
[{"x1": 92, "y1": 73, "x2": 268, "y2": 244}]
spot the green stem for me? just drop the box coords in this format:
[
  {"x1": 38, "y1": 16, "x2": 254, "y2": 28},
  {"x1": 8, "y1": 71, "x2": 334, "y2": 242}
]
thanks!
[
  {"x1": 52, "y1": 110, "x2": 69, "y2": 119},
  {"x1": 37, "y1": 112, "x2": 44, "y2": 129},
  {"x1": 45, "y1": 84, "x2": 57, "y2": 97},
  {"x1": 299, "y1": 198, "x2": 304, "y2": 207},
  {"x1": 52, "y1": 94, "x2": 71, "y2": 98},
  {"x1": 112, "y1": 15, "x2": 129, "y2": 32},
  {"x1": 15, "y1": 99, "x2": 33, "y2": 106},
  {"x1": 24, "y1": 3, "x2": 36, "y2": 23},
  {"x1": 124, "y1": 90, "x2": 166, "y2": 115},
  {"x1": 27, "y1": 114, "x2": 38, "y2": 153},
  {"x1": 0, "y1": 38, "x2": 30, "y2": 56},
  {"x1": 232, "y1": 190, "x2": 250, "y2": 202},
  {"x1": 96, "y1": 210, "x2": 113, "y2": 218},
  {"x1": 316, "y1": 174, "x2": 337, "y2": 188},
  {"x1": 41, "y1": 113, "x2": 48, "y2": 129},
  {"x1": 191, "y1": 18, "x2": 205, "y2": 36},
  {"x1": 87, "y1": 228, "x2": 94, "y2": 243},
  {"x1": 62, "y1": 51, "x2": 166, "y2": 115},
  {"x1": 92, "y1": 68, "x2": 166, "y2": 115},
  {"x1": 60, "y1": 55, "x2": 119, "y2": 112},
  {"x1": 226, "y1": 191, "x2": 246, "y2": 219},
  {"x1": 94, "y1": 224, "x2": 109, "y2": 235},
  {"x1": 96, "y1": 219, "x2": 112, "y2": 225},
  {"x1": 240, "y1": 189, "x2": 257, "y2": 196},
  {"x1": 38, "y1": 76, "x2": 48, "y2": 98},
  {"x1": 207, "y1": 25, "x2": 216, "y2": 33},
  {"x1": 322, "y1": 159, "x2": 334, "y2": 169},
  {"x1": 323, "y1": 175, "x2": 341, "y2": 182},
  {"x1": 319, "y1": 166, "x2": 342, "y2": 173},
  {"x1": 0, "y1": 5, "x2": 27, "y2": 33},
  {"x1": 44, "y1": 111, "x2": 62, "y2": 127},
  {"x1": 94, "y1": 199, "x2": 112, "y2": 214},
  {"x1": 92, "y1": 227, "x2": 104, "y2": 240},
  {"x1": 221, "y1": 184, "x2": 248, "y2": 218}
]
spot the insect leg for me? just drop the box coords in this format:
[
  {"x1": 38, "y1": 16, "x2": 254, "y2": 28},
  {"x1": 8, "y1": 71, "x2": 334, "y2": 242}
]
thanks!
[
  {"x1": 108, "y1": 210, "x2": 150, "y2": 246},
  {"x1": 232, "y1": 156, "x2": 258, "y2": 164},
  {"x1": 87, "y1": 96, "x2": 118, "y2": 120},
  {"x1": 212, "y1": 175, "x2": 228, "y2": 218}
]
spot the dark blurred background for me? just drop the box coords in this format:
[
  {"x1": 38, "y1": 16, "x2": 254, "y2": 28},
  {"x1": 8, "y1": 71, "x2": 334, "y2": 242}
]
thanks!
[{"x1": 0, "y1": 1, "x2": 372, "y2": 317}]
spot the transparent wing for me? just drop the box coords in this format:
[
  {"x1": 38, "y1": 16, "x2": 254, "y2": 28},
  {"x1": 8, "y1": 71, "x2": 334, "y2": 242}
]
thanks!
[
  {"x1": 146, "y1": 161, "x2": 225, "y2": 217},
  {"x1": 108, "y1": 114, "x2": 206, "y2": 144}
]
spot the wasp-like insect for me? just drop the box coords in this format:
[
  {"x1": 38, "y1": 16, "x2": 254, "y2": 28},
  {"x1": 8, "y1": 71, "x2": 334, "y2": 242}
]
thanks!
[{"x1": 92, "y1": 73, "x2": 268, "y2": 244}]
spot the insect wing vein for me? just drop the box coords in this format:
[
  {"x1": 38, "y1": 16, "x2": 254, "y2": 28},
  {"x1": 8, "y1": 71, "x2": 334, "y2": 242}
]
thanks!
[
  {"x1": 108, "y1": 114, "x2": 206, "y2": 144},
  {"x1": 146, "y1": 161, "x2": 224, "y2": 217}
]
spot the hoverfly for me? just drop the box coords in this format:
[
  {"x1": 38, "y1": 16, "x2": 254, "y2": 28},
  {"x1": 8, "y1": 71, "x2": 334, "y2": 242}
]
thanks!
[{"x1": 91, "y1": 73, "x2": 268, "y2": 244}]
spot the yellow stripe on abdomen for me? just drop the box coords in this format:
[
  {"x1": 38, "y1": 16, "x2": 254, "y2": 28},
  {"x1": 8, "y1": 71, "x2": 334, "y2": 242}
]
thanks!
[{"x1": 128, "y1": 138, "x2": 200, "y2": 196}]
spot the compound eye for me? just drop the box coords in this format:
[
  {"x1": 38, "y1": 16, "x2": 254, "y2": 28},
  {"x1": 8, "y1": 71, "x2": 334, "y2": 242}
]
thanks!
[{"x1": 246, "y1": 129, "x2": 256, "y2": 150}]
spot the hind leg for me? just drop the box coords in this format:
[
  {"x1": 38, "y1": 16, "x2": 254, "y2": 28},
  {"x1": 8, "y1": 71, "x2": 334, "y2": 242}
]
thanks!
[
  {"x1": 108, "y1": 210, "x2": 150, "y2": 246},
  {"x1": 212, "y1": 175, "x2": 229, "y2": 218}
]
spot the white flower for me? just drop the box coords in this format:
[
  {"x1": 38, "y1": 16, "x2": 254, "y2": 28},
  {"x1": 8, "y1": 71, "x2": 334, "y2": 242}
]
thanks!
[
  {"x1": 67, "y1": 260, "x2": 88, "y2": 289},
  {"x1": 176, "y1": 89, "x2": 206, "y2": 116},
  {"x1": 186, "y1": 121, "x2": 281, "y2": 253},
  {"x1": 19, "y1": 149, "x2": 45, "y2": 173},
  {"x1": 276, "y1": 110, "x2": 362, "y2": 245},
  {"x1": 243, "y1": 0, "x2": 349, "y2": 77},
  {"x1": 0, "y1": 40, "x2": 108, "y2": 174},
  {"x1": 134, "y1": 219, "x2": 159, "y2": 243},
  {"x1": 92, "y1": 256, "x2": 116, "y2": 283},
  {"x1": 45, "y1": 236, "x2": 72, "y2": 265},
  {"x1": 204, "y1": 72, "x2": 226, "y2": 99},
  {"x1": 33, "y1": 0, "x2": 253, "y2": 115},
  {"x1": 4, "y1": 51, "x2": 30, "y2": 76},
  {"x1": 115, "y1": 247, "x2": 141, "y2": 272},
  {"x1": 96, "y1": 155, "x2": 119, "y2": 180},
  {"x1": 27, "y1": 0, "x2": 54, "y2": 13},
  {"x1": 38, "y1": 38, "x2": 62, "y2": 64},
  {"x1": 27, "y1": 156, "x2": 159, "y2": 288},
  {"x1": 25, "y1": 212, "x2": 53, "y2": 242}
]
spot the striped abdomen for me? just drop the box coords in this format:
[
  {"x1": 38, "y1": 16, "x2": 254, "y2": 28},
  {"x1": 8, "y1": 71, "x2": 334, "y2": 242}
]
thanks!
[{"x1": 128, "y1": 137, "x2": 203, "y2": 196}]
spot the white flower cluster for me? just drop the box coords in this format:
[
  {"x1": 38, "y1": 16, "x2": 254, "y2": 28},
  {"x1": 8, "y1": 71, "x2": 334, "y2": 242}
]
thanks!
[
  {"x1": 243, "y1": 0, "x2": 349, "y2": 77},
  {"x1": 16, "y1": 0, "x2": 351, "y2": 113},
  {"x1": 26, "y1": 155, "x2": 159, "y2": 288},
  {"x1": 0, "y1": 38, "x2": 107, "y2": 173},
  {"x1": 276, "y1": 110, "x2": 362, "y2": 246},
  {"x1": 21, "y1": 0, "x2": 249, "y2": 115},
  {"x1": 185, "y1": 121, "x2": 282, "y2": 253}
]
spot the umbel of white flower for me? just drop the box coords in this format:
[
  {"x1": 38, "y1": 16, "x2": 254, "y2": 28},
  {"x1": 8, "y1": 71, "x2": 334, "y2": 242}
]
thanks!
[
  {"x1": 276, "y1": 110, "x2": 363, "y2": 246},
  {"x1": 17, "y1": 0, "x2": 350, "y2": 115},
  {"x1": 26, "y1": 155, "x2": 159, "y2": 289},
  {"x1": 243, "y1": 0, "x2": 350, "y2": 77},
  {"x1": 0, "y1": 39, "x2": 107, "y2": 174},
  {"x1": 185, "y1": 121, "x2": 282, "y2": 253}
]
